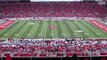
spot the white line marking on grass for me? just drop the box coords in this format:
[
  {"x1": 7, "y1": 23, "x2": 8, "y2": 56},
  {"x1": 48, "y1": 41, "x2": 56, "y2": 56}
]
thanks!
[
  {"x1": 4, "y1": 34, "x2": 8, "y2": 36},
  {"x1": 15, "y1": 34, "x2": 20, "y2": 35},
  {"x1": 74, "y1": 30, "x2": 83, "y2": 32},
  {"x1": 96, "y1": 33, "x2": 100, "y2": 35},
  {"x1": 61, "y1": 33, "x2": 66, "y2": 35},
  {"x1": 84, "y1": 33, "x2": 89, "y2": 35},
  {"x1": 29, "y1": 23, "x2": 35, "y2": 25},
  {"x1": 74, "y1": 33, "x2": 78, "y2": 35},
  {"x1": 27, "y1": 34, "x2": 31, "y2": 36},
  {"x1": 50, "y1": 33, "x2": 54, "y2": 35},
  {"x1": 38, "y1": 33, "x2": 42, "y2": 36}
]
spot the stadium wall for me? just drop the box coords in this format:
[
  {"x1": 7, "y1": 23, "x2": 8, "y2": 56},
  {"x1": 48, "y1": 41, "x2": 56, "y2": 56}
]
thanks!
[
  {"x1": 0, "y1": 57, "x2": 107, "y2": 60},
  {"x1": 0, "y1": 17, "x2": 101, "y2": 21}
]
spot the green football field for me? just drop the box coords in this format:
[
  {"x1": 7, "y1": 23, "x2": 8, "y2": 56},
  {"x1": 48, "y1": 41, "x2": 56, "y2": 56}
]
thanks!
[{"x1": 0, "y1": 20, "x2": 107, "y2": 39}]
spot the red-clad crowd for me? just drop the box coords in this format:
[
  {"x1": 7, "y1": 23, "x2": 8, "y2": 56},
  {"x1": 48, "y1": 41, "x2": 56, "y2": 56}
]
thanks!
[
  {"x1": 0, "y1": 39, "x2": 107, "y2": 57},
  {"x1": 0, "y1": 2, "x2": 107, "y2": 19}
]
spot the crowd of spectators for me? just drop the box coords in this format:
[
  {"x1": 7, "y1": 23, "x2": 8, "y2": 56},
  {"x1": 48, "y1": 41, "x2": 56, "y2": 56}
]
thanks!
[
  {"x1": 0, "y1": 2, "x2": 107, "y2": 19},
  {"x1": 0, "y1": 20, "x2": 7, "y2": 24},
  {"x1": 0, "y1": 2, "x2": 107, "y2": 57},
  {"x1": 0, "y1": 39, "x2": 107, "y2": 57}
]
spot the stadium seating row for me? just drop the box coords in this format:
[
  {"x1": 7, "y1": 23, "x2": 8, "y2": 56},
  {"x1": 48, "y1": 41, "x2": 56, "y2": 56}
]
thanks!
[
  {"x1": 0, "y1": 40, "x2": 107, "y2": 57},
  {"x1": 0, "y1": 2, "x2": 107, "y2": 19}
]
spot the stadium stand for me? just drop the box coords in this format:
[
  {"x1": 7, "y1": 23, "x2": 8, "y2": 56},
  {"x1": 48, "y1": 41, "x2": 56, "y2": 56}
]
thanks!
[
  {"x1": 0, "y1": 39, "x2": 107, "y2": 57},
  {"x1": 0, "y1": 2, "x2": 107, "y2": 19},
  {"x1": 0, "y1": 20, "x2": 7, "y2": 24},
  {"x1": 0, "y1": 1, "x2": 107, "y2": 60}
]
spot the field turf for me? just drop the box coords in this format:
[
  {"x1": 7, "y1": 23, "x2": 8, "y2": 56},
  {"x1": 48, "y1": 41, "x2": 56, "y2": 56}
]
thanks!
[{"x1": 0, "y1": 20, "x2": 107, "y2": 39}]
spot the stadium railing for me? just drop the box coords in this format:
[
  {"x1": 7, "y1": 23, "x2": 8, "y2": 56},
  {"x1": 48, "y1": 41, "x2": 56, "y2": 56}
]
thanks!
[
  {"x1": 0, "y1": 52, "x2": 107, "y2": 57},
  {"x1": 0, "y1": 16, "x2": 100, "y2": 21}
]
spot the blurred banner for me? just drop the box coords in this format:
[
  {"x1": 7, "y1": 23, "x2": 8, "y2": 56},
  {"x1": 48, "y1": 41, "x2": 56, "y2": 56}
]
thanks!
[
  {"x1": 0, "y1": 0, "x2": 21, "y2": 2},
  {"x1": 0, "y1": 0, "x2": 30, "y2": 2},
  {"x1": 31, "y1": 0, "x2": 83, "y2": 2}
]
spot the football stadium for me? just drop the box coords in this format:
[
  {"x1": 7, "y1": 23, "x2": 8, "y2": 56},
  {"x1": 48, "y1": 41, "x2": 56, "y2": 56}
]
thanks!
[{"x1": 0, "y1": 0, "x2": 107, "y2": 60}]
